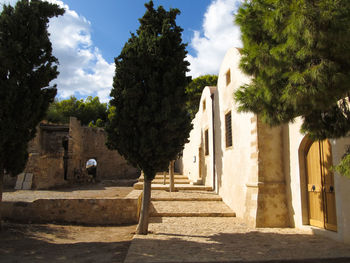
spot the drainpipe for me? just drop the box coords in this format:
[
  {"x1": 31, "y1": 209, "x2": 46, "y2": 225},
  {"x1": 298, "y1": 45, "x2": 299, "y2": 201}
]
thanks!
[{"x1": 211, "y1": 93, "x2": 216, "y2": 192}]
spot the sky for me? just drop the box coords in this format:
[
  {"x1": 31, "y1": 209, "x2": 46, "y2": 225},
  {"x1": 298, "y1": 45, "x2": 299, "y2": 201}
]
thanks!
[{"x1": 0, "y1": 0, "x2": 243, "y2": 102}]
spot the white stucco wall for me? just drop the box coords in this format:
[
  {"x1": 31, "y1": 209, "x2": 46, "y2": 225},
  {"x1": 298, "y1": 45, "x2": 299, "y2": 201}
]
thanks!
[
  {"x1": 331, "y1": 137, "x2": 350, "y2": 244},
  {"x1": 182, "y1": 45, "x2": 350, "y2": 243},
  {"x1": 214, "y1": 47, "x2": 255, "y2": 218},
  {"x1": 182, "y1": 112, "x2": 200, "y2": 183},
  {"x1": 182, "y1": 86, "x2": 216, "y2": 187},
  {"x1": 286, "y1": 118, "x2": 305, "y2": 228}
]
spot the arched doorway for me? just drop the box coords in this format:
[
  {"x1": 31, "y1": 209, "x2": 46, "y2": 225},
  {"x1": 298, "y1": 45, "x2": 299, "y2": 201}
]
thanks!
[
  {"x1": 86, "y1": 159, "x2": 97, "y2": 179},
  {"x1": 305, "y1": 139, "x2": 337, "y2": 231}
]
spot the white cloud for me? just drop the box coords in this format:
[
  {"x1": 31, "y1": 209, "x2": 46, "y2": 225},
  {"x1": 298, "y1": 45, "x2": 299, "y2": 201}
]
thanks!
[
  {"x1": 187, "y1": 0, "x2": 243, "y2": 78},
  {"x1": 46, "y1": 0, "x2": 114, "y2": 102},
  {"x1": 0, "y1": 0, "x2": 15, "y2": 8},
  {"x1": 0, "y1": 0, "x2": 114, "y2": 103},
  {"x1": 1, "y1": 0, "x2": 243, "y2": 98}
]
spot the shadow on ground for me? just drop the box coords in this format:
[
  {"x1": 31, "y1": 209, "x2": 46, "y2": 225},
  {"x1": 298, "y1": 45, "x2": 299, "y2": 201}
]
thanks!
[
  {"x1": 125, "y1": 231, "x2": 350, "y2": 263},
  {"x1": 0, "y1": 222, "x2": 136, "y2": 263}
]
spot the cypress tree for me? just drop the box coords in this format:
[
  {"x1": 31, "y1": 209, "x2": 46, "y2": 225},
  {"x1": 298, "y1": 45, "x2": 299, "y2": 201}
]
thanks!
[
  {"x1": 106, "y1": 1, "x2": 192, "y2": 234},
  {"x1": 234, "y1": 0, "x2": 350, "y2": 140},
  {"x1": 0, "y1": 0, "x2": 64, "y2": 227}
]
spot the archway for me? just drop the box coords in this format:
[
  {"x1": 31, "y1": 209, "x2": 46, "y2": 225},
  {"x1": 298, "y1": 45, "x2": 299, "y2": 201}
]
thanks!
[
  {"x1": 86, "y1": 158, "x2": 97, "y2": 179},
  {"x1": 299, "y1": 137, "x2": 337, "y2": 231}
]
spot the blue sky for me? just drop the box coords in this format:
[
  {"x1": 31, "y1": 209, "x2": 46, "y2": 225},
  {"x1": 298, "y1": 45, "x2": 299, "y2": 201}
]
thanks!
[
  {"x1": 61, "y1": 0, "x2": 213, "y2": 63},
  {"x1": 0, "y1": 0, "x2": 243, "y2": 102}
]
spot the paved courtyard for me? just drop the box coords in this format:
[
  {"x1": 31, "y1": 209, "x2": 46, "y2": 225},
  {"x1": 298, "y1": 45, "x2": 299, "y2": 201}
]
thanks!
[
  {"x1": 3, "y1": 184, "x2": 134, "y2": 202},
  {"x1": 125, "y1": 217, "x2": 350, "y2": 263},
  {"x1": 2, "y1": 186, "x2": 350, "y2": 262},
  {"x1": 0, "y1": 222, "x2": 136, "y2": 263}
]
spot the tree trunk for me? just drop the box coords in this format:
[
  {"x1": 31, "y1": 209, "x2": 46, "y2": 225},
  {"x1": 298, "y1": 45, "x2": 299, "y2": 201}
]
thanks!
[
  {"x1": 0, "y1": 166, "x2": 4, "y2": 231},
  {"x1": 136, "y1": 176, "x2": 152, "y2": 235},
  {"x1": 169, "y1": 160, "x2": 175, "y2": 192}
]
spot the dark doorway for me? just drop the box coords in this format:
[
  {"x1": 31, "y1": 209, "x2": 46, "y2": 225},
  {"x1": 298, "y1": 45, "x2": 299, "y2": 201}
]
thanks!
[
  {"x1": 62, "y1": 136, "x2": 69, "y2": 180},
  {"x1": 86, "y1": 159, "x2": 97, "y2": 178}
]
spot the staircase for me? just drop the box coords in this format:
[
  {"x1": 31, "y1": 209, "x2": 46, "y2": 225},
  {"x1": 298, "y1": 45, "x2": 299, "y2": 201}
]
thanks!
[
  {"x1": 133, "y1": 173, "x2": 236, "y2": 218},
  {"x1": 133, "y1": 173, "x2": 212, "y2": 191}
]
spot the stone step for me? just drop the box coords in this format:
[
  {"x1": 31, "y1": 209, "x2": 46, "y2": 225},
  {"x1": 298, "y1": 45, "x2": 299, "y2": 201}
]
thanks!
[
  {"x1": 139, "y1": 174, "x2": 188, "y2": 181},
  {"x1": 139, "y1": 179, "x2": 191, "y2": 185},
  {"x1": 155, "y1": 174, "x2": 186, "y2": 179},
  {"x1": 155, "y1": 172, "x2": 182, "y2": 176},
  {"x1": 151, "y1": 190, "x2": 222, "y2": 201},
  {"x1": 133, "y1": 182, "x2": 212, "y2": 191},
  {"x1": 150, "y1": 201, "x2": 236, "y2": 217}
]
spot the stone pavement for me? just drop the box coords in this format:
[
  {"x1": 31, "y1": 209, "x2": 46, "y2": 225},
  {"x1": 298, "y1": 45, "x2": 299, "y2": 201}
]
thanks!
[
  {"x1": 3, "y1": 185, "x2": 134, "y2": 202},
  {"x1": 124, "y1": 217, "x2": 350, "y2": 263},
  {"x1": 151, "y1": 190, "x2": 222, "y2": 201},
  {"x1": 125, "y1": 187, "x2": 350, "y2": 263},
  {"x1": 149, "y1": 190, "x2": 236, "y2": 218}
]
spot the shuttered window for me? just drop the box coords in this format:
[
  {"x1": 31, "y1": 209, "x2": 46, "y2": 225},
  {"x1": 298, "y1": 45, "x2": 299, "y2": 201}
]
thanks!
[
  {"x1": 225, "y1": 111, "x2": 232, "y2": 148},
  {"x1": 205, "y1": 129, "x2": 209, "y2": 156},
  {"x1": 226, "y1": 69, "x2": 231, "y2": 86}
]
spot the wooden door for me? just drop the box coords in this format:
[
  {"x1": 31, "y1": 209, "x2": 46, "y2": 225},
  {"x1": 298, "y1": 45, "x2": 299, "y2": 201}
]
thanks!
[
  {"x1": 306, "y1": 141, "x2": 324, "y2": 228},
  {"x1": 306, "y1": 140, "x2": 337, "y2": 231},
  {"x1": 320, "y1": 140, "x2": 337, "y2": 231}
]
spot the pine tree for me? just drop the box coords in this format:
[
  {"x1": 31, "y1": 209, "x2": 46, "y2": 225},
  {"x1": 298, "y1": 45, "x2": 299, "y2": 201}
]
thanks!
[
  {"x1": 106, "y1": 1, "x2": 192, "y2": 234},
  {"x1": 234, "y1": 0, "x2": 350, "y2": 140},
  {"x1": 186, "y1": 74, "x2": 218, "y2": 120},
  {"x1": 0, "y1": 0, "x2": 64, "y2": 227}
]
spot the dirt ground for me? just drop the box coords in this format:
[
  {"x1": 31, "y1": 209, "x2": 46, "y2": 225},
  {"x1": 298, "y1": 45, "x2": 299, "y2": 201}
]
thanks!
[
  {"x1": 0, "y1": 222, "x2": 137, "y2": 263},
  {"x1": 3, "y1": 183, "x2": 136, "y2": 202}
]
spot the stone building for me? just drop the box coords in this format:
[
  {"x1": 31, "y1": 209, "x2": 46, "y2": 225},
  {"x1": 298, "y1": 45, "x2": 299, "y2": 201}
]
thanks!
[
  {"x1": 180, "y1": 47, "x2": 350, "y2": 244},
  {"x1": 11, "y1": 117, "x2": 138, "y2": 189}
]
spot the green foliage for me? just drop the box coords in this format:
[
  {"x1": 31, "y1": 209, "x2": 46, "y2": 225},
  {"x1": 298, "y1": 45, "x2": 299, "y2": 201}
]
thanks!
[
  {"x1": 234, "y1": 0, "x2": 350, "y2": 139},
  {"x1": 106, "y1": 0, "x2": 192, "y2": 180},
  {"x1": 185, "y1": 75, "x2": 218, "y2": 119},
  {"x1": 0, "y1": 0, "x2": 64, "y2": 175},
  {"x1": 334, "y1": 147, "x2": 350, "y2": 178},
  {"x1": 46, "y1": 96, "x2": 108, "y2": 127},
  {"x1": 88, "y1": 118, "x2": 105, "y2": 128}
]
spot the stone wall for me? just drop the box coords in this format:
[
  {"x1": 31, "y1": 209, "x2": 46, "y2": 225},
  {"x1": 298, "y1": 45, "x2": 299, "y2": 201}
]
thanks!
[
  {"x1": 21, "y1": 117, "x2": 139, "y2": 190},
  {"x1": 255, "y1": 119, "x2": 289, "y2": 227},
  {"x1": 2, "y1": 190, "x2": 142, "y2": 225},
  {"x1": 3, "y1": 174, "x2": 16, "y2": 188},
  {"x1": 27, "y1": 124, "x2": 68, "y2": 189},
  {"x1": 68, "y1": 117, "x2": 138, "y2": 181}
]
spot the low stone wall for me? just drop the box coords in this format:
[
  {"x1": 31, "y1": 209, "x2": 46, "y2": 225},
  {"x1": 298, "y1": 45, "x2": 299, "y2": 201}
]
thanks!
[{"x1": 2, "y1": 190, "x2": 142, "y2": 225}]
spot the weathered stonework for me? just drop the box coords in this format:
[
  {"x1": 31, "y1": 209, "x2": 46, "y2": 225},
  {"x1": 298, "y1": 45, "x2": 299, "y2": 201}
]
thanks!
[
  {"x1": 2, "y1": 190, "x2": 142, "y2": 225},
  {"x1": 255, "y1": 118, "x2": 289, "y2": 227},
  {"x1": 16, "y1": 117, "x2": 138, "y2": 190}
]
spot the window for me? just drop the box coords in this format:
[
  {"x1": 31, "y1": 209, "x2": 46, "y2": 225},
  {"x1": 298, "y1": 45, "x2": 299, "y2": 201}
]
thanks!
[
  {"x1": 203, "y1": 100, "x2": 206, "y2": 111},
  {"x1": 225, "y1": 111, "x2": 232, "y2": 148},
  {"x1": 204, "y1": 129, "x2": 209, "y2": 156},
  {"x1": 226, "y1": 69, "x2": 231, "y2": 86}
]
